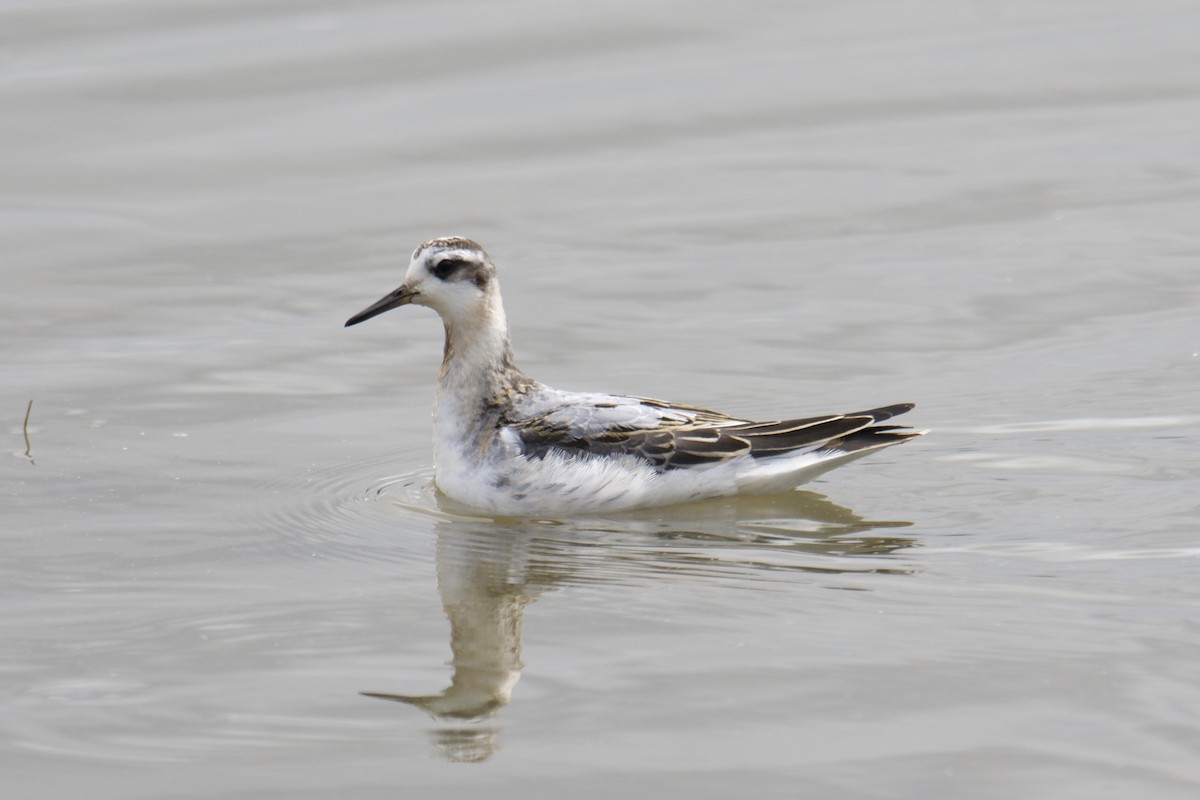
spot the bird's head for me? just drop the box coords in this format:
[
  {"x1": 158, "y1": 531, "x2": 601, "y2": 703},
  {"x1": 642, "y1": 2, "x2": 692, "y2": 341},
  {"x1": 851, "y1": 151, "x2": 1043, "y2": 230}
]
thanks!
[{"x1": 345, "y1": 237, "x2": 498, "y2": 328}]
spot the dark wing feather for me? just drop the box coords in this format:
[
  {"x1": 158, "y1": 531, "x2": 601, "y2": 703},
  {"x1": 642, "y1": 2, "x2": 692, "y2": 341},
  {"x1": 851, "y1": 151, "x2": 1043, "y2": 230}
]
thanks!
[
  {"x1": 845, "y1": 403, "x2": 915, "y2": 423},
  {"x1": 737, "y1": 415, "x2": 874, "y2": 455},
  {"x1": 512, "y1": 399, "x2": 918, "y2": 471}
]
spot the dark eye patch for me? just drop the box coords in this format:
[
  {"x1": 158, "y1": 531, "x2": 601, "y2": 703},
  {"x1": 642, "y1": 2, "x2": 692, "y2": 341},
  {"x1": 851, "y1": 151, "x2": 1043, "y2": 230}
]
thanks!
[{"x1": 431, "y1": 258, "x2": 469, "y2": 280}]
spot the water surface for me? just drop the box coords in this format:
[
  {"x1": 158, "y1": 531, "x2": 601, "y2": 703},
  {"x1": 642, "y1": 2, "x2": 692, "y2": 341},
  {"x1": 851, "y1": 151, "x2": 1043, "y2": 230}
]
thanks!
[{"x1": 4, "y1": 1, "x2": 1200, "y2": 797}]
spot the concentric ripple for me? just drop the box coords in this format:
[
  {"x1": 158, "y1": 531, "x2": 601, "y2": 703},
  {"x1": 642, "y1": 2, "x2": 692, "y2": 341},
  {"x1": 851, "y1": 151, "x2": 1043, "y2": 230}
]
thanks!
[
  {"x1": 256, "y1": 451, "x2": 444, "y2": 565},
  {"x1": 254, "y1": 449, "x2": 921, "y2": 585}
]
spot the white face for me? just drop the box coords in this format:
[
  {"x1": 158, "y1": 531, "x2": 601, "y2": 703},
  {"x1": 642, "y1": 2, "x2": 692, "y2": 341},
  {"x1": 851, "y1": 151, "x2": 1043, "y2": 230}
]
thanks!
[
  {"x1": 344, "y1": 237, "x2": 497, "y2": 329},
  {"x1": 402, "y1": 239, "x2": 496, "y2": 321}
]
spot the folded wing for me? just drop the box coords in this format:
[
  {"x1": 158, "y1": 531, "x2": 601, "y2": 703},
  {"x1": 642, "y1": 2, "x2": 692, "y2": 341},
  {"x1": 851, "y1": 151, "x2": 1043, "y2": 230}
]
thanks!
[{"x1": 511, "y1": 397, "x2": 919, "y2": 471}]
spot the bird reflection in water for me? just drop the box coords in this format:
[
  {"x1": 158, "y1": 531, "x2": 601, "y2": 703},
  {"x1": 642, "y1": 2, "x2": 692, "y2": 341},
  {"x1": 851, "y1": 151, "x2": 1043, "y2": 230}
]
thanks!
[{"x1": 362, "y1": 489, "x2": 916, "y2": 762}]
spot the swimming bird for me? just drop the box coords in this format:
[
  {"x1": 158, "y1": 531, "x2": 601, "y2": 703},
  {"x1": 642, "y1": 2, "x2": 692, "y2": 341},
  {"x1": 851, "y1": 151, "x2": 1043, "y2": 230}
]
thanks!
[{"x1": 345, "y1": 237, "x2": 922, "y2": 515}]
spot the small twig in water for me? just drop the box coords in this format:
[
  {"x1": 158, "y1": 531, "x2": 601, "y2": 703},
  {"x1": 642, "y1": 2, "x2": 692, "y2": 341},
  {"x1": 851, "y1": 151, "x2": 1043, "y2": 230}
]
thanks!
[{"x1": 23, "y1": 399, "x2": 35, "y2": 465}]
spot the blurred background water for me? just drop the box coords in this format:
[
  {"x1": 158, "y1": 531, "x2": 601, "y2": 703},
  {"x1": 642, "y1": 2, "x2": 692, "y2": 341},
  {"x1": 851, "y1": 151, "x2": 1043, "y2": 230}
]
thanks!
[{"x1": 3, "y1": 1, "x2": 1199, "y2": 797}]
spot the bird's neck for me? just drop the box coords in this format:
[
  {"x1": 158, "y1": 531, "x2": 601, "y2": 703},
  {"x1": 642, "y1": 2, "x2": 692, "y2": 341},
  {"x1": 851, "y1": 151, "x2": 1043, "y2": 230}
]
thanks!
[{"x1": 435, "y1": 294, "x2": 532, "y2": 419}]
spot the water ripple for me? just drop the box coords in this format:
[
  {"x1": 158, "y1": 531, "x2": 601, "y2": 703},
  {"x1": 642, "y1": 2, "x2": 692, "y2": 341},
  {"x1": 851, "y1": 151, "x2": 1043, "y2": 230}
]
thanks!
[
  {"x1": 255, "y1": 451, "x2": 441, "y2": 565},
  {"x1": 256, "y1": 450, "x2": 922, "y2": 586}
]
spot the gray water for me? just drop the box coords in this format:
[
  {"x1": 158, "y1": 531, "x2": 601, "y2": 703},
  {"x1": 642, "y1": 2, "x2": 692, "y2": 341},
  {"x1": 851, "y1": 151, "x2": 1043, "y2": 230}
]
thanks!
[{"x1": 4, "y1": 1, "x2": 1200, "y2": 797}]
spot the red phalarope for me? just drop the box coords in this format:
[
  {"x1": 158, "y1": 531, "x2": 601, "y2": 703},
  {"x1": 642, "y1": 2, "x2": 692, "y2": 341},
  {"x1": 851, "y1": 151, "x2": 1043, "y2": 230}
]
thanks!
[{"x1": 346, "y1": 237, "x2": 922, "y2": 516}]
